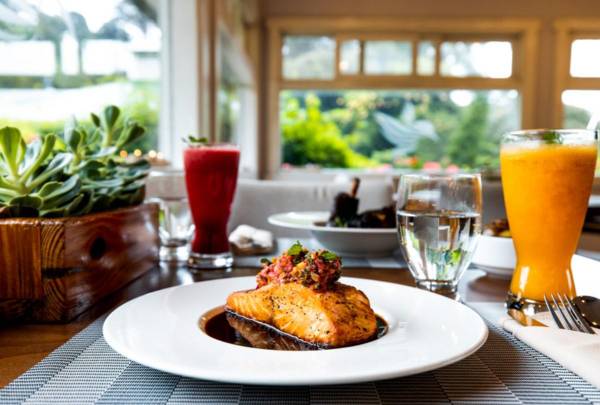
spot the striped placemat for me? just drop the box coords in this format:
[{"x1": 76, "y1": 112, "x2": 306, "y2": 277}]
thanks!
[
  {"x1": 234, "y1": 238, "x2": 406, "y2": 269},
  {"x1": 2, "y1": 304, "x2": 599, "y2": 404}
]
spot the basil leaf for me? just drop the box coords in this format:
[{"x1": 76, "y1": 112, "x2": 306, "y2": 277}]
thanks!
[
  {"x1": 321, "y1": 251, "x2": 338, "y2": 261},
  {"x1": 183, "y1": 135, "x2": 208, "y2": 146},
  {"x1": 541, "y1": 131, "x2": 562, "y2": 145},
  {"x1": 287, "y1": 241, "x2": 304, "y2": 256}
]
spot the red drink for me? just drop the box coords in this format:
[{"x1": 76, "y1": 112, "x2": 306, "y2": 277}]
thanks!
[{"x1": 183, "y1": 144, "x2": 239, "y2": 268}]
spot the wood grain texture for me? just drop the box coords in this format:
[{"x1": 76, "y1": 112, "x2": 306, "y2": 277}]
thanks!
[
  {"x1": 40, "y1": 220, "x2": 65, "y2": 269},
  {"x1": 0, "y1": 219, "x2": 42, "y2": 300},
  {"x1": 0, "y1": 203, "x2": 159, "y2": 322}
]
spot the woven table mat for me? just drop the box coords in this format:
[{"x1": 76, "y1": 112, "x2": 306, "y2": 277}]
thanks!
[{"x1": 2, "y1": 305, "x2": 600, "y2": 404}]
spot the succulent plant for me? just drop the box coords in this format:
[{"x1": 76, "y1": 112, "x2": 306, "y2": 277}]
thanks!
[{"x1": 0, "y1": 105, "x2": 150, "y2": 218}]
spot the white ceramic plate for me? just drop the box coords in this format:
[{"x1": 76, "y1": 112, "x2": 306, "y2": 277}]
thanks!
[
  {"x1": 472, "y1": 235, "x2": 516, "y2": 279},
  {"x1": 268, "y1": 211, "x2": 399, "y2": 257},
  {"x1": 103, "y1": 277, "x2": 488, "y2": 386}
]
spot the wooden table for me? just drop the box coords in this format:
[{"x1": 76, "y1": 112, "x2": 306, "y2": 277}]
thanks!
[{"x1": 0, "y1": 263, "x2": 509, "y2": 388}]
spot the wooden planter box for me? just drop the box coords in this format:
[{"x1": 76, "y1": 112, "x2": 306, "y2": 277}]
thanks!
[{"x1": 0, "y1": 203, "x2": 159, "y2": 322}]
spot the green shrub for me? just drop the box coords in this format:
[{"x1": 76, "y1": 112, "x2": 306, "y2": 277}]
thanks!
[
  {"x1": 281, "y1": 94, "x2": 374, "y2": 168},
  {"x1": 0, "y1": 81, "x2": 159, "y2": 151}
]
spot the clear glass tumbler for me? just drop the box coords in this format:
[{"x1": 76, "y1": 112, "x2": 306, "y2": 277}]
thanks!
[
  {"x1": 501, "y1": 129, "x2": 598, "y2": 313},
  {"x1": 396, "y1": 173, "x2": 483, "y2": 299},
  {"x1": 146, "y1": 170, "x2": 194, "y2": 262}
]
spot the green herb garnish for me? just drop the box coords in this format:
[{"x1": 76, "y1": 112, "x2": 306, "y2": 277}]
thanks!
[
  {"x1": 287, "y1": 240, "x2": 304, "y2": 256},
  {"x1": 321, "y1": 251, "x2": 339, "y2": 262},
  {"x1": 541, "y1": 131, "x2": 563, "y2": 145},
  {"x1": 260, "y1": 257, "x2": 271, "y2": 265},
  {"x1": 333, "y1": 216, "x2": 347, "y2": 228},
  {"x1": 183, "y1": 135, "x2": 208, "y2": 146}
]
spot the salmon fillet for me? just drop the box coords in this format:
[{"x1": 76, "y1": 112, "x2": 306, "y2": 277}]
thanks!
[
  {"x1": 226, "y1": 282, "x2": 377, "y2": 347},
  {"x1": 225, "y1": 312, "x2": 320, "y2": 350}
]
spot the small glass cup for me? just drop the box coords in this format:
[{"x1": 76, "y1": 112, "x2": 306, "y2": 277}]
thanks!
[
  {"x1": 396, "y1": 173, "x2": 483, "y2": 299},
  {"x1": 146, "y1": 170, "x2": 194, "y2": 262},
  {"x1": 155, "y1": 197, "x2": 194, "y2": 262}
]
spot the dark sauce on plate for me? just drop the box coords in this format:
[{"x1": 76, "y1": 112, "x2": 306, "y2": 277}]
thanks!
[{"x1": 200, "y1": 306, "x2": 388, "y2": 351}]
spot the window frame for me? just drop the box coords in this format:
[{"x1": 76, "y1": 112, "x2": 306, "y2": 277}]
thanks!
[
  {"x1": 264, "y1": 17, "x2": 540, "y2": 178},
  {"x1": 160, "y1": 0, "x2": 259, "y2": 174},
  {"x1": 159, "y1": 0, "x2": 210, "y2": 168},
  {"x1": 554, "y1": 18, "x2": 600, "y2": 128}
]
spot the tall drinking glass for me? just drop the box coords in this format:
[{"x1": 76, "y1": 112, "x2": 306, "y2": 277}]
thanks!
[
  {"x1": 501, "y1": 130, "x2": 598, "y2": 311},
  {"x1": 396, "y1": 174, "x2": 482, "y2": 299},
  {"x1": 184, "y1": 144, "x2": 240, "y2": 269}
]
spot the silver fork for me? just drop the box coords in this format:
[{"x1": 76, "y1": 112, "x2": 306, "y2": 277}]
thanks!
[{"x1": 544, "y1": 293, "x2": 596, "y2": 334}]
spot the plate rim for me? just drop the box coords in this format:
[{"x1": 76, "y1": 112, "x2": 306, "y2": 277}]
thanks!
[
  {"x1": 268, "y1": 211, "x2": 397, "y2": 234},
  {"x1": 103, "y1": 276, "x2": 488, "y2": 386}
]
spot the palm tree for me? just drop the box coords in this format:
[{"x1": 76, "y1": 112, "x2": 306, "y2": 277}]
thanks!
[
  {"x1": 64, "y1": 11, "x2": 92, "y2": 75},
  {"x1": 33, "y1": 13, "x2": 67, "y2": 78}
]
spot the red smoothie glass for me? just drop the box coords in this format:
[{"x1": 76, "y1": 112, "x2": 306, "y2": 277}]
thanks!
[{"x1": 183, "y1": 143, "x2": 240, "y2": 269}]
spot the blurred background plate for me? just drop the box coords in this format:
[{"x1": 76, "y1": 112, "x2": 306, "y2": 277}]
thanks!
[
  {"x1": 472, "y1": 235, "x2": 516, "y2": 279},
  {"x1": 268, "y1": 211, "x2": 399, "y2": 257}
]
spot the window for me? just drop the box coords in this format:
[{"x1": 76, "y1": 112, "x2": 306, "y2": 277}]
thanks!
[
  {"x1": 570, "y1": 39, "x2": 600, "y2": 78},
  {"x1": 282, "y1": 36, "x2": 336, "y2": 80},
  {"x1": 339, "y1": 40, "x2": 360, "y2": 75},
  {"x1": 556, "y1": 22, "x2": 600, "y2": 130},
  {"x1": 364, "y1": 41, "x2": 412, "y2": 75},
  {"x1": 562, "y1": 90, "x2": 600, "y2": 128},
  {"x1": 281, "y1": 89, "x2": 520, "y2": 170},
  {"x1": 267, "y1": 18, "x2": 538, "y2": 175},
  {"x1": 555, "y1": 19, "x2": 600, "y2": 174},
  {"x1": 417, "y1": 41, "x2": 436, "y2": 76},
  {"x1": 0, "y1": 0, "x2": 160, "y2": 152},
  {"x1": 440, "y1": 41, "x2": 512, "y2": 78}
]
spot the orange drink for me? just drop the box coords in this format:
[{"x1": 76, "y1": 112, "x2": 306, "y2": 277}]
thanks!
[{"x1": 501, "y1": 130, "x2": 597, "y2": 309}]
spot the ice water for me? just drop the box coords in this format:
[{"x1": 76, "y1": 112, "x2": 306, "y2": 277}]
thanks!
[{"x1": 396, "y1": 210, "x2": 481, "y2": 286}]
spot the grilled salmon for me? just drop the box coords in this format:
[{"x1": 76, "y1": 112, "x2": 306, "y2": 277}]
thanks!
[
  {"x1": 226, "y1": 282, "x2": 377, "y2": 347},
  {"x1": 225, "y1": 311, "x2": 321, "y2": 350}
]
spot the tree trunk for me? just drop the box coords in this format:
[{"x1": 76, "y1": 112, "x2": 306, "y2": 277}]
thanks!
[
  {"x1": 77, "y1": 40, "x2": 84, "y2": 75},
  {"x1": 53, "y1": 39, "x2": 63, "y2": 80}
]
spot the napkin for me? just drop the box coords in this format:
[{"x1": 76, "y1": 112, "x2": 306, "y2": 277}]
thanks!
[
  {"x1": 229, "y1": 225, "x2": 274, "y2": 256},
  {"x1": 502, "y1": 317, "x2": 600, "y2": 388}
]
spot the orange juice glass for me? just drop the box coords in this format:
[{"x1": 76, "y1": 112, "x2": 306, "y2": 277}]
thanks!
[{"x1": 501, "y1": 129, "x2": 598, "y2": 312}]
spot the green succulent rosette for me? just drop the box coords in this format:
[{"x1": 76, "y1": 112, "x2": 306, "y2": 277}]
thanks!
[{"x1": 0, "y1": 105, "x2": 150, "y2": 218}]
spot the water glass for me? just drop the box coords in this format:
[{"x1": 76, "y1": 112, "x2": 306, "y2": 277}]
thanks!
[
  {"x1": 154, "y1": 197, "x2": 194, "y2": 262},
  {"x1": 146, "y1": 170, "x2": 194, "y2": 262},
  {"x1": 396, "y1": 174, "x2": 482, "y2": 299}
]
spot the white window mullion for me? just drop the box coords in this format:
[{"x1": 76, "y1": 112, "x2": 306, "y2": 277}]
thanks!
[{"x1": 158, "y1": 0, "x2": 205, "y2": 168}]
